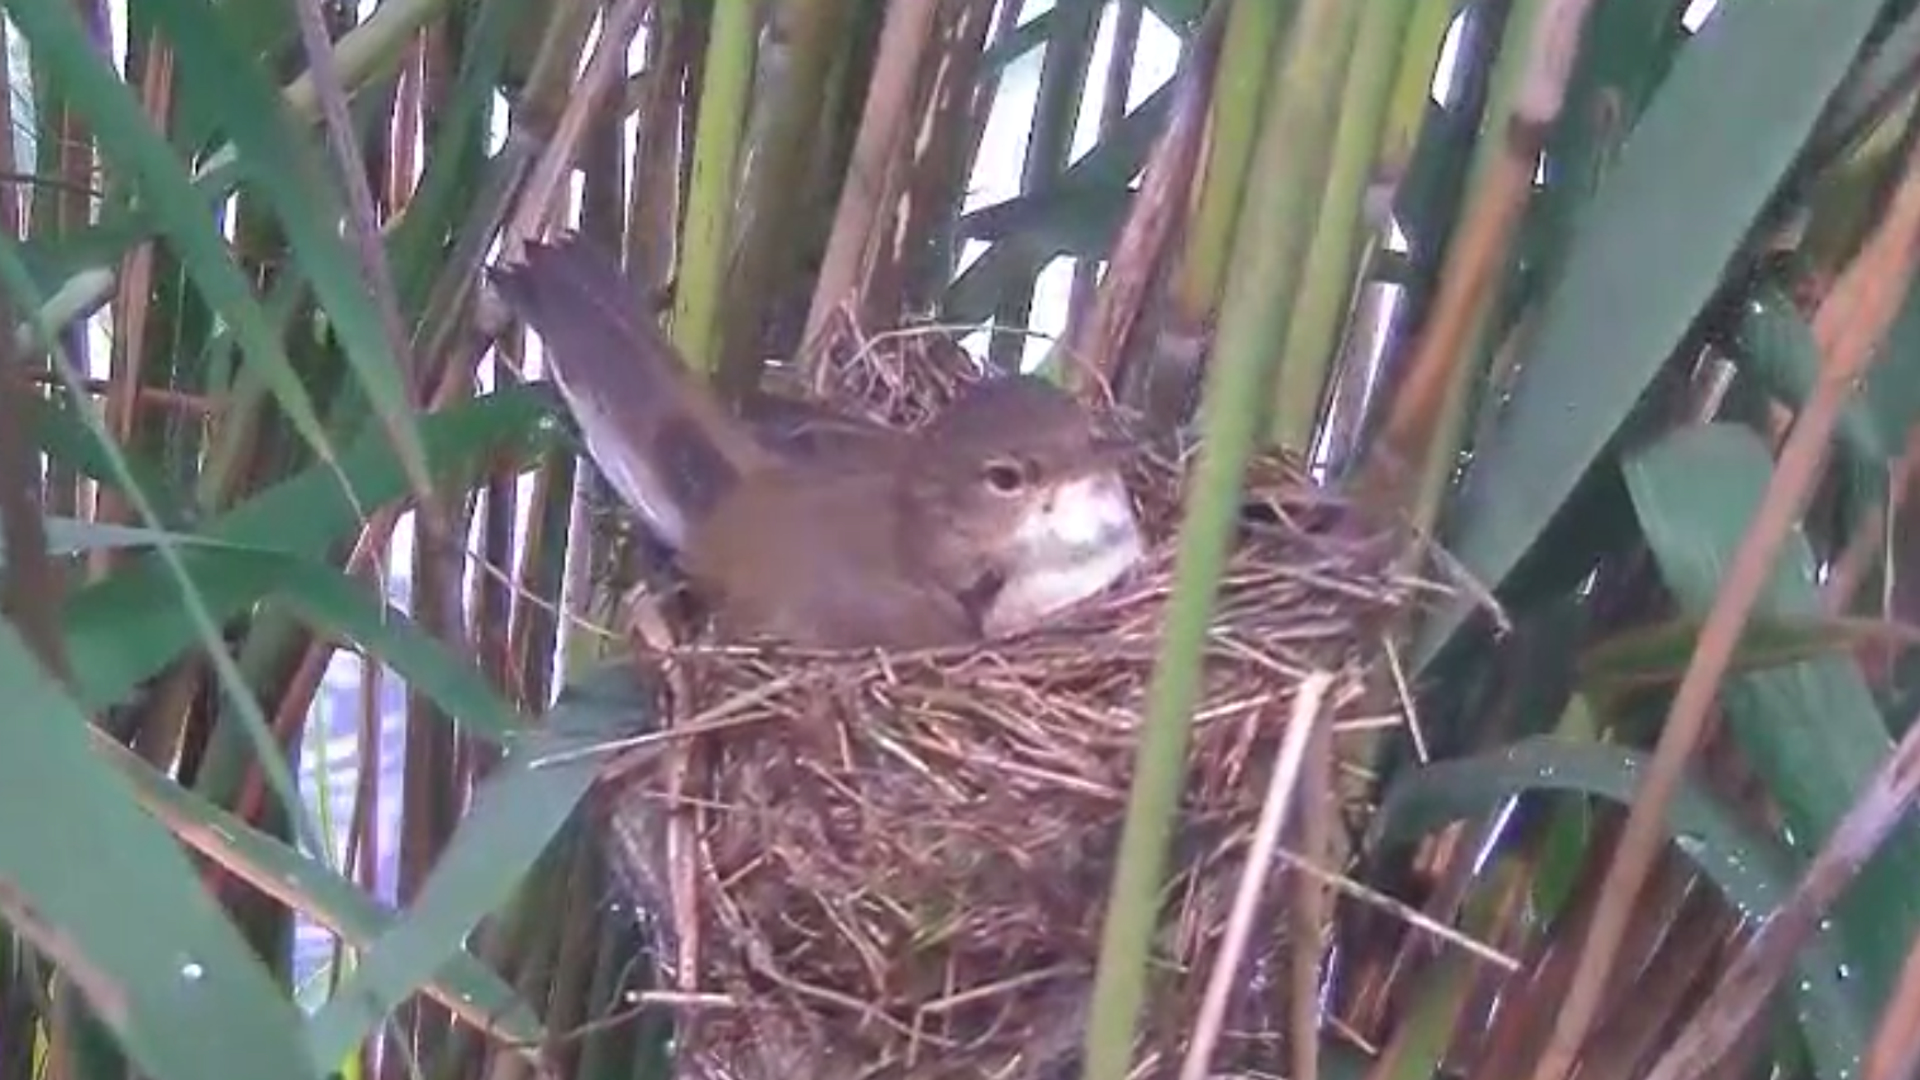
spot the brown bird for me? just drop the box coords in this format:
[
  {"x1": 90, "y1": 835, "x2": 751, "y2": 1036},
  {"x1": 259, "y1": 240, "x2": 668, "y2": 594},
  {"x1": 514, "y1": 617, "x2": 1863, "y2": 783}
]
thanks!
[{"x1": 489, "y1": 235, "x2": 1145, "y2": 650}]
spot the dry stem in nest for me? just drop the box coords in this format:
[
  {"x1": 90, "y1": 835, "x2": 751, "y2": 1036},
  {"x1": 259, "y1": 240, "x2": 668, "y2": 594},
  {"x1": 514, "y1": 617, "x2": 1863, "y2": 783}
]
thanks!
[{"x1": 595, "y1": 319, "x2": 1440, "y2": 1079}]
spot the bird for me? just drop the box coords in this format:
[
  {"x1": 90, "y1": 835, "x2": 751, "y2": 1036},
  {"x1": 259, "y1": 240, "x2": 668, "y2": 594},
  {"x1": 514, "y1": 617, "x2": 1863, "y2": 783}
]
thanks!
[{"x1": 488, "y1": 234, "x2": 1146, "y2": 651}]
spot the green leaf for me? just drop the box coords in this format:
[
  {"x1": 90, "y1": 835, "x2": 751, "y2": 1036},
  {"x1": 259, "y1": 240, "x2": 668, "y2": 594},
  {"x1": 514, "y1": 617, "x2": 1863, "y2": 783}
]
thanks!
[
  {"x1": 982, "y1": 0, "x2": 1208, "y2": 67},
  {"x1": 956, "y1": 184, "x2": 1136, "y2": 254},
  {"x1": 943, "y1": 82, "x2": 1174, "y2": 324},
  {"x1": 60, "y1": 542, "x2": 525, "y2": 744},
  {"x1": 1514, "y1": 0, "x2": 1687, "y2": 308},
  {"x1": 1577, "y1": 614, "x2": 1915, "y2": 696},
  {"x1": 1375, "y1": 735, "x2": 1869, "y2": 1080},
  {"x1": 1811, "y1": 4, "x2": 1920, "y2": 165},
  {"x1": 982, "y1": 0, "x2": 1106, "y2": 72},
  {"x1": 25, "y1": 396, "x2": 193, "y2": 527},
  {"x1": 1624, "y1": 422, "x2": 1920, "y2": 1015},
  {"x1": 0, "y1": 230, "x2": 335, "y2": 863},
  {"x1": 92, "y1": 733, "x2": 543, "y2": 1050},
  {"x1": 1415, "y1": 0, "x2": 1887, "y2": 667},
  {"x1": 0, "y1": 520, "x2": 253, "y2": 568},
  {"x1": 266, "y1": 554, "x2": 527, "y2": 743},
  {"x1": 0, "y1": 621, "x2": 319, "y2": 1080},
  {"x1": 305, "y1": 662, "x2": 650, "y2": 1066},
  {"x1": 133, "y1": 0, "x2": 432, "y2": 490},
  {"x1": 1142, "y1": 0, "x2": 1208, "y2": 32},
  {"x1": 60, "y1": 386, "x2": 560, "y2": 714},
  {"x1": 5, "y1": 0, "x2": 343, "y2": 477},
  {"x1": 1730, "y1": 282, "x2": 1920, "y2": 470}
]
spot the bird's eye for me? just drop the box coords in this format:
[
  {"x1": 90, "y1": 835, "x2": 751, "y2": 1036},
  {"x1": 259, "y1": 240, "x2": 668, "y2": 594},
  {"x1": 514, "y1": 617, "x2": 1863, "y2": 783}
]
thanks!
[{"x1": 981, "y1": 459, "x2": 1027, "y2": 495}]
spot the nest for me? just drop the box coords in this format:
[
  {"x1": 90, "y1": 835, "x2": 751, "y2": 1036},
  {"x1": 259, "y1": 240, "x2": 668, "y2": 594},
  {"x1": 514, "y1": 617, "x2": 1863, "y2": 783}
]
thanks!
[{"x1": 595, "y1": 319, "x2": 1439, "y2": 1079}]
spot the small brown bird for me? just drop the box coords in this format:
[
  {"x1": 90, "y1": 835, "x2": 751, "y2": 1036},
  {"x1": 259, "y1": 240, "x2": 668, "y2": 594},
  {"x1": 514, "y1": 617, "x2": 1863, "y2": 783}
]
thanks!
[{"x1": 490, "y1": 236, "x2": 1145, "y2": 650}]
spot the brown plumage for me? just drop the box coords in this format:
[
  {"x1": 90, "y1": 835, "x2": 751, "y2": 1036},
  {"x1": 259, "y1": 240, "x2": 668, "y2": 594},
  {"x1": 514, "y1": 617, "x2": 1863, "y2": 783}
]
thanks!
[{"x1": 490, "y1": 235, "x2": 1145, "y2": 650}]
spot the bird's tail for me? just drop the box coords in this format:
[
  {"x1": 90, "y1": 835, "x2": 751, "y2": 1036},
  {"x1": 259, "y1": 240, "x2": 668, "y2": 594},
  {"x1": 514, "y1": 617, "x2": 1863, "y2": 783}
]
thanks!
[{"x1": 490, "y1": 236, "x2": 773, "y2": 549}]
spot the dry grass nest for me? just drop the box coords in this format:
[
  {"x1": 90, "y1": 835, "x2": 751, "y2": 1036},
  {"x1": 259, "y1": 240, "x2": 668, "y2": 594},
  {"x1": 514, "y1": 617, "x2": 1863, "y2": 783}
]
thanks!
[{"x1": 594, "y1": 319, "x2": 1449, "y2": 1079}]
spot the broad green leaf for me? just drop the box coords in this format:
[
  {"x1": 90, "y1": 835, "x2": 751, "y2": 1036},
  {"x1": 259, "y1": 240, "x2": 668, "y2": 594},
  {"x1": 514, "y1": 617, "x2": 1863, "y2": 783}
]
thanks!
[
  {"x1": 1847, "y1": 268, "x2": 1920, "y2": 460},
  {"x1": 1513, "y1": 0, "x2": 1686, "y2": 308},
  {"x1": 0, "y1": 232, "x2": 333, "y2": 860},
  {"x1": 1624, "y1": 423, "x2": 1920, "y2": 1015},
  {"x1": 60, "y1": 386, "x2": 560, "y2": 714},
  {"x1": 305, "y1": 662, "x2": 649, "y2": 1065},
  {"x1": 22, "y1": 396, "x2": 190, "y2": 526},
  {"x1": 1416, "y1": 0, "x2": 1887, "y2": 667},
  {"x1": 1811, "y1": 5, "x2": 1920, "y2": 166},
  {"x1": 0, "y1": 621, "x2": 319, "y2": 1080},
  {"x1": 1375, "y1": 735, "x2": 1868, "y2": 1080},
  {"x1": 93, "y1": 733, "x2": 542, "y2": 1049}
]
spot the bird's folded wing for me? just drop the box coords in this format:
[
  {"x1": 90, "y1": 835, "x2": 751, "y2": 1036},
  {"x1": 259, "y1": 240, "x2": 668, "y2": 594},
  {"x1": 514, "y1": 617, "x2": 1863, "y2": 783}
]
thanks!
[{"x1": 490, "y1": 234, "x2": 774, "y2": 549}]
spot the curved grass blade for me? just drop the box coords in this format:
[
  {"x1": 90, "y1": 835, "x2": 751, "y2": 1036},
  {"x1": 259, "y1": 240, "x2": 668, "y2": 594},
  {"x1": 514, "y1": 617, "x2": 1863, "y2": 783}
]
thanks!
[
  {"x1": 133, "y1": 0, "x2": 433, "y2": 498},
  {"x1": 1374, "y1": 735, "x2": 1868, "y2": 1080},
  {"x1": 266, "y1": 554, "x2": 528, "y2": 743},
  {"x1": 90, "y1": 732, "x2": 543, "y2": 1051},
  {"x1": 1414, "y1": 0, "x2": 1888, "y2": 668},
  {"x1": 0, "y1": 620, "x2": 320, "y2": 1080},
  {"x1": 304, "y1": 663, "x2": 650, "y2": 1066},
  {"x1": 4, "y1": 0, "x2": 344, "y2": 478},
  {"x1": 1, "y1": 520, "x2": 250, "y2": 568},
  {"x1": 1624, "y1": 422, "x2": 1920, "y2": 1012},
  {"x1": 24, "y1": 396, "x2": 191, "y2": 527},
  {"x1": 58, "y1": 386, "x2": 559, "y2": 713},
  {"x1": 0, "y1": 235, "x2": 335, "y2": 861}
]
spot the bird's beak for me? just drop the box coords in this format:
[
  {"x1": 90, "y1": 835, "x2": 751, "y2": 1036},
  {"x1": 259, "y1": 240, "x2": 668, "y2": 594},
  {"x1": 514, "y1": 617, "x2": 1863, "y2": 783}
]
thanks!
[{"x1": 983, "y1": 467, "x2": 1146, "y2": 637}]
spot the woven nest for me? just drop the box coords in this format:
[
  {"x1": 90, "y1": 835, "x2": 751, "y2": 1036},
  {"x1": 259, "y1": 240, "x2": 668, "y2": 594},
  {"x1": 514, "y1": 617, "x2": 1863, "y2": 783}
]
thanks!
[{"x1": 595, "y1": 319, "x2": 1440, "y2": 1079}]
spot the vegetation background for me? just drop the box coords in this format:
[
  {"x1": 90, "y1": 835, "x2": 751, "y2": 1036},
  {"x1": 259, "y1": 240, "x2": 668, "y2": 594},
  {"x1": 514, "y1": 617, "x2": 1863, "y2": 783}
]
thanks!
[{"x1": 7, "y1": 0, "x2": 1920, "y2": 1079}]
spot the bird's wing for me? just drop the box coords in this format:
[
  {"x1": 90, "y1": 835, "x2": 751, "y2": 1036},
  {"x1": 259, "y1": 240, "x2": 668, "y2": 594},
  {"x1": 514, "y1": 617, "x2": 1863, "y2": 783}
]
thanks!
[{"x1": 490, "y1": 234, "x2": 775, "y2": 549}]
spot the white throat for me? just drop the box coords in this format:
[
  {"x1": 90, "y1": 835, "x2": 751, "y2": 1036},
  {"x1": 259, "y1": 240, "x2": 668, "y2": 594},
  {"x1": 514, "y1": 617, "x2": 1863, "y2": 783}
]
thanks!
[{"x1": 983, "y1": 470, "x2": 1146, "y2": 637}]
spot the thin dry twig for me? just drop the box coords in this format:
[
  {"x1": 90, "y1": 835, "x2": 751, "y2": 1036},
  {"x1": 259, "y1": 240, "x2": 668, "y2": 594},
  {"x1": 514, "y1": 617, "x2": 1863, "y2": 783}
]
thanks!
[
  {"x1": 1371, "y1": 0, "x2": 1601, "y2": 496},
  {"x1": 1866, "y1": 922, "x2": 1920, "y2": 1080},
  {"x1": 290, "y1": 0, "x2": 415, "y2": 399},
  {"x1": 802, "y1": 0, "x2": 943, "y2": 351},
  {"x1": 1180, "y1": 671, "x2": 1335, "y2": 1080},
  {"x1": 1065, "y1": 4, "x2": 1223, "y2": 398},
  {"x1": 1270, "y1": 848, "x2": 1520, "y2": 973},
  {"x1": 501, "y1": 0, "x2": 656, "y2": 254}
]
